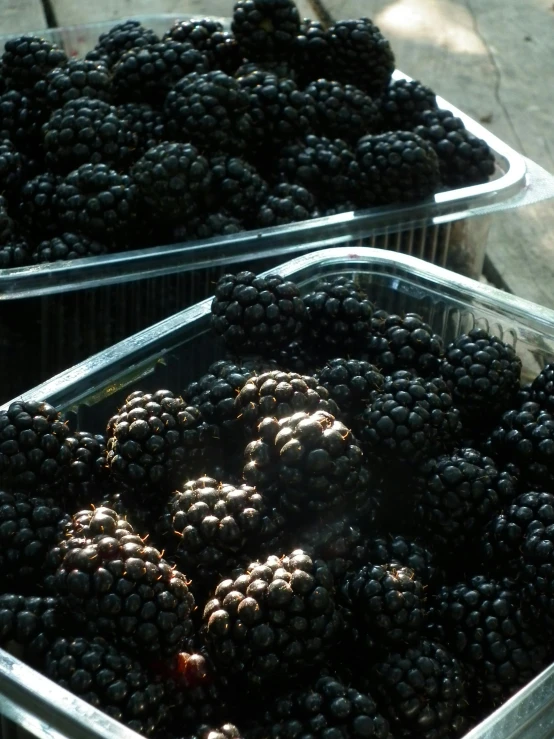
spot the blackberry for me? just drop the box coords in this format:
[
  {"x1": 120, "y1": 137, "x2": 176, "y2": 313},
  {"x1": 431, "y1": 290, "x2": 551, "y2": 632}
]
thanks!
[
  {"x1": 243, "y1": 410, "x2": 370, "y2": 515},
  {"x1": 184, "y1": 212, "x2": 245, "y2": 241},
  {"x1": 0, "y1": 236, "x2": 32, "y2": 267},
  {"x1": 414, "y1": 109, "x2": 496, "y2": 188},
  {"x1": 165, "y1": 71, "x2": 253, "y2": 153},
  {"x1": 163, "y1": 18, "x2": 225, "y2": 60},
  {"x1": 209, "y1": 33, "x2": 244, "y2": 76},
  {"x1": 278, "y1": 134, "x2": 362, "y2": 206},
  {"x1": 232, "y1": 0, "x2": 301, "y2": 62},
  {"x1": 268, "y1": 338, "x2": 314, "y2": 374},
  {"x1": 45, "y1": 636, "x2": 171, "y2": 736},
  {"x1": 0, "y1": 89, "x2": 46, "y2": 154},
  {"x1": 373, "y1": 639, "x2": 469, "y2": 739},
  {"x1": 52, "y1": 506, "x2": 195, "y2": 657},
  {"x1": 0, "y1": 194, "x2": 15, "y2": 245},
  {"x1": 0, "y1": 594, "x2": 60, "y2": 654},
  {"x1": 439, "y1": 328, "x2": 522, "y2": 427},
  {"x1": 86, "y1": 20, "x2": 160, "y2": 68},
  {"x1": 317, "y1": 357, "x2": 384, "y2": 419},
  {"x1": 257, "y1": 182, "x2": 317, "y2": 228},
  {"x1": 18, "y1": 171, "x2": 60, "y2": 239},
  {"x1": 357, "y1": 371, "x2": 461, "y2": 464},
  {"x1": 305, "y1": 79, "x2": 380, "y2": 143},
  {"x1": 203, "y1": 549, "x2": 342, "y2": 685},
  {"x1": 322, "y1": 201, "x2": 358, "y2": 216},
  {"x1": 235, "y1": 59, "x2": 296, "y2": 80},
  {"x1": 2, "y1": 35, "x2": 67, "y2": 93},
  {"x1": 112, "y1": 41, "x2": 209, "y2": 105},
  {"x1": 431, "y1": 576, "x2": 547, "y2": 704},
  {"x1": 205, "y1": 156, "x2": 268, "y2": 224},
  {"x1": 42, "y1": 97, "x2": 137, "y2": 174},
  {"x1": 56, "y1": 163, "x2": 138, "y2": 240},
  {"x1": 185, "y1": 724, "x2": 243, "y2": 739},
  {"x1": 356, "y1": 130, "x2": 441, "y2": 204},
  {"x1": 0, "y1": 138, "x2": 23, "y2": 191},
  {"x1": 519, "y1": 520, "x2": 554, "y2": 631},
  {"x1": 303, "y1": 276, "x2": 374, "y2": 355},
  {"x1": 528, "y1": 363, "x2": 554, "y2": 413},
  {"x1": 325, "y1": 19, "x2": 395, "y2": 98},
  {"x1": 33, "y1": 232, "x2": 108, "y2": 262},
  {"x1": 211, "y1": 272, "x2": 306, "y2": 354},
  {"x1": 266, "y1": 676, "x2": 391, "y2": 739},
  {"x1": 62, "y1": 429, "x2": 109, "y2": 505},
  {"x1": 131, "y1": 142, "x2": 211, "y2": 223},
  {"x1": 367, "y1": 311, "x2": 444, "y2": 376},
  {"x1": 291, "y1": 19, "x2": 331, "y2": 88},
  {"x1": 36, "y1": 59, "x2": 112, "y2": 108},
  {"x1": 379, "y1": 78, "x2": 438, "y2": 131},
  {"x1": 367, "y1": 534, "x2": 437, "y2": 585},
  {"x1": 116, "y1": 102, "x2": 168, "y2": 156}
]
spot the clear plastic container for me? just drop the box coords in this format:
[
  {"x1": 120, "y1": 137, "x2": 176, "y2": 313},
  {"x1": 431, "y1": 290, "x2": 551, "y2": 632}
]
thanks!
[
  {"x1": 1, "y1": 15, "x2": 554, "y2": 403},
  {"x1": 3, "y1": 246, "x2": 554, "y2": 739}
]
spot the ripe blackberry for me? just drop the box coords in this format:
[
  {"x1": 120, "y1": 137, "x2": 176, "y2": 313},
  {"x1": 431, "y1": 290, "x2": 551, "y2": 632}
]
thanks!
[
  {"x1": 367, "y1": 311, "x2": 444, "y2": 376},
  {"x1": 209, "y1": 32, "x2": 243, "y2": 76},
  {"x1": 528, "y1": 363, "x2": 554, "y2": 413},
  {"x1": 291, "y1": 19, "x2": 331, "y2": 88},
  {"x1": 317, "y1": 358, "x2": 384, "y2": 419},
  {"x1": 205, "y1": 156, "x2": 268, "y2": 224},
  {"x1": 211, "y1": 272, "x2": 306, "y2": 354},
  {"x1": 116, "y1": 102, "x2": 168, "y2": 156},
  {"x1": 0, "y1": 194, "x2": 15, "y2": 245},
  {"x1": 2, "y1": 35, "x2": 68, "y2": 93},
  {"x1": 184, "y1": 212, "x2": 245, "y2": 241},
  {"x1": 305, "y1": 79, "x2": 380, "y2": 143},
  {"x1": 379, "y1": 78, "x2": 438, "y2": 131},
  {"x1": 373, "y1": 639, "x2": 469, "y2": 739},
  {"x1": 357, "y1": 371, "x2": 461, "y2": 464},
  {"x1": 18, "y1": 171, "x2": 60, "y2": 239},
  {"x1": 431, "y1": 576, "x2": 547, "y2": 704},
  {"x1": 56, "y1": 163, "x2": 138, "y2": 239},
  {"x1": 256, "y1": 183, "x2": 317, "y2": 228},
  {"x1": 203, "y1": 549, "x2": 342, "y2": 685},
  {"x1": 303, "y1": 276, "x2": 374, "y2": 355},
  {"x1": 33, "y1": 232, "x2": 108, "y2": 262},
  {"x1": 325, "y1": 19, "x2": 395, "y2": 98},
  {"x1": 45, "y1": 636, "x2": 171, "y2": 736},
  {"x1": 0, "y1": 594, "x2": 60, "y2": 654},
  {"x1": 235, "y1": 59, "x2": 296, "y2": 80},
  {"x1": 439, "y1": 328, "x2": 522, "y2": 428},
  {"x1": 278, "y1": 134, "x2": 362, "y2": 206},
  {"x1": 0, "y1": 138, "x2": 23, "y2": 191},
  {"x1": 414, "y1": 108, "x2": 496, "y2": 188},
  {"x1": 185, "y1": 724, "x2": 244, "y2": 739},
  {"x1": 232, "y1": 0, "x2": 301, "y2": 62},
  {"x1": 35, "y1": 59, "x2": 112, "y2": 108},
  {"x1": 0, "y1": 89, "x2": 46, "y2": 154},
  {"x1": 243, "y1": 410, "x2": 370, "y2": 515},
  {"x1": 163, "y1": 18, "x2": 224, "y2": 59},
  {"x1": 52, "y1": 506, "x2": 195, "y2": 657},
  {"x1": 86, "y1": 20, "x2": 160, "y2": 68},
  {"x1": 368, "y1": 534, "x2": 437, "y2": 585},
  {"x1": 356, "y1": 130, "x2": 441, "y2": 204},
  {"x1": 268, "y1": 338, "x2": 314, "y2": 375},
  {"x1": 62, "y1": 429, "x2": 110, "y2": 505},
  {"x1": 165, "y1": 71, "x2": 253, "y2": 153},
  {"x1": 42, "y1": 97, "x2": 137, "y2": 174},
  {"x1": 0, "y1": 236, "x2": 32, "y2": 267},
  {"x1": 112, "y1": 41, "x2": 209, "y2": 105},
  {"x1": 266, "y1": 676, "x2": 391, "y2": 739}
]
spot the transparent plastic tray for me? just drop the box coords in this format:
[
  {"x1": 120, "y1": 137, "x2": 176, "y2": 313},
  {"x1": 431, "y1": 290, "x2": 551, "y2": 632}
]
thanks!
[{"x1": 3, "y1": 246, "x2": 554, "y2": 739}]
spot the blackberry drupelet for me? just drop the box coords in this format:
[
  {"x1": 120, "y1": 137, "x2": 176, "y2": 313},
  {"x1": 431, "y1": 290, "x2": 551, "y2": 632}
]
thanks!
[
  {"x1": 116, "y1": 102, "x2": 168, "y2": 156},
  {"x1": 163, "y1": 18, "x2": 224, "y2": 60},
  {"x1": 0, "y1": 594, "x2": 60, "y2": 654},
  {"x1": 53, "y1": 506, "x2": 195, "y2": 657},
  {"x1": 291, "y1": 19, "x2": 330, "y2": 88},
  {"x1": 317, "y1": 358, "x2": 384, "y2": 419},
  {"x1": 256, "y1": 183, "x2": 317, "y2": 228},
  {"x1": 112, "y1": 41, "x2": 209, "y2": 105},
  {"x1": 211, "y1": 272, "x2": 306, "y2": 354},
  {"x1": 33, "y1": 233, "x2": 108, "y2": 262},
  {"x1": 0, "y1": 237, "x2": 32, "y2": 267},
  {"x1": 367, "y1": 311, "x2": 444, "y2": 376},
  {"x1": 414, "y1": 108, "x2": 496, "y2": 188},
  {"x1": 131, "y1": 142, "x2": 211, "y2": 223},
  {"x1": 356, "y1": 130, "x2": 441, "y2": 204},
  {"x1": 231, "y1": 0, "x2": 301, "y2": 62},
  {"x1": 184, "y1": 212, "x2": 245, "y2": 240},
  {"x1": 305, "y1": 79, "x2": 380, "y2": 143},
  {"x1": 0, "y1": 89, "x2": 46, "y2": 154},
  {"x1": 205, "y1": 156, "x2": 268, "y2": 224},
  {"x1": 202, "y1": 549, "x2": 343, "y2": 685},
  {"x1": 379, "y1": 78, "x2": 438, "y2": 131},
  {"x1": 18, "y1": 171, "x2": 60, "y2": 238},
  {"x1": 42, "y1": 97, "x2": 137, "y2": 174},
  {"x1": 55, "y1": 163, "x2": 138, "y2": 239},
  {"x1": 45, "y1": 636, "x2": 171, "y2": 736},
  {"x1": 325, "y1": 19, "x2": 395, "y2": 98},
  {"x1": 357, "y1": 371, "x2": 461, "y2": 464},
  {"x1": 86, "y1": 20, "x2": 160, "y2": 68},
  {"x1": 439, "y1": 328, "x2": 522, "y2": 427},
  {"x1": 303, "y1": 275, "x2": 374, "y2": 355},
  {"x1": 165, "y1": 71, "x2": 253, "y2": 153},
  {"x1": 2, "y1": 35, "x2": 67, "y2": 93},
  {"x1": 36, "y1": 59, "x2": 112, "y2": 108},
  {"x1": 528, "y1": 363, "x2": 554, "y2": 414},
  {"x1": 0, "y1": 138, "x2": 23, "y2": 191},
  {"x1": 368, "y1": 534, "x2": 437, "y2": 585}
]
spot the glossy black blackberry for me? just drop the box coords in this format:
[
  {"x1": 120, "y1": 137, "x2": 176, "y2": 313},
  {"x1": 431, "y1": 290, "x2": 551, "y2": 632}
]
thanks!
[
  {"x1": 356, "y1": 130, "x2": 441, "y2": 204},
  {"x1": 439, "y1": 328, "x2": 522, "y2": 427},
  {"x1": 186, "y1": 724, "x2": 244, "y2": 739},
  {"x1": 243, "y1": 410, "x2": 370, "y2": 515},
  {"x1": 317, "y1": 358, "x2": 384, "y2": 419},
  {"x1": 291, "y1": 19, "x2": 331, "y2": 88},
  {"x1": 232, "y1": 0, "x2": 301, "y2": 62},
  {"x1": 165, "y1": 71, "x2": 253, "y2": 153},
  {"x1": 303, "y1": 276, "x2": 374, "y2": 355},
  {"x1": 209, "y1": 32, "x2": 244, "y2": 76},
  {"x1": 373, "y1": 639, "x2": 469, "y2": 739},
  {"x1": 0, "y1": 138, "x2": 23, "y2": 191},
  {"x1": 414, "y1": 108, "x2": 496, "y2": 188},
  {"x1": 45, "y1": 636, "x2": 171, "y2": 736},
  {"x1": 379, "y1": 78, "x2": 438, "y2": 131},
  {"x1": 0, "y1": 89, "x2": 46, "y2": 154},
  {"x1": 278, "y1": 134, "x2": 362, "y2": 206},
  {"x1": 62, "y1": 429, "x2": 110, "y2": 505},
  {"x1": 112, "y1": 41, "x2": 209, "y2": 105},
  {"x1": 367, "y1": 311, "x2": 444, "y2": 376},
  {"x1": 257, "y1": 183, "x2": 317, "y2": 228},
  {"x1": 305, "y1": 79, "x2": 380, "y2": 143},
  {"x1": 17, "y1": 171, "x2": 60, "y2": 238},
  {"x1": 33, "y1": 232, "x2": 108, "y2": 262},
  {"x1": 204, "y1": 156, "x2": 268, "y2": 224},
  {"x1": 185, "y1": 212, "x2": 245, "y2": 241},
  {"x1": 0, "y1": 594, "x2": 60, "y2": 654},
  {"x1": 0, "y1": 197, "x2": 14, "y2": 247},
  {"x1": 35, "y1": 59, "x2": 113, "y2": 108},
  {"x1": 86, "y1": 20, "x2": 160, "y2": 68},
  {"x1": 116, "y1": 102, "x2": 168, "y2": 156},
  {"x1": 325, "y1": 19, "x2": 395, "y2": 98},
  {"x1": 358, "y1": 371, "x2": 461, "y2": 464},
  {"x1": 203, "y1": 549, "x2": 342, "y2": 685},
  {"x1": 519, "y1": 519, "x2": 554, "y2": 631},
  {"x1": 368, "y1": 534, "x2": 437, "y2": 585},
  {"x1": 211, "y1": 272, "x2": 306, "y2": 354},
  {"x1": 42, "y1": 97, "x2": 137, "y2": 174},
  {"x1": 268, "y1": 338, "x2": 315, "y2": 375},
  {"x1": 2, "y1": 35, "x2": 68, "y2": 93},
  {"x1": 529, "y1": 363, "x2": 554, "y2": 414},
  {"x1": 0, "y1": 236, "x2": 32, "y2": 267},
  {"x1": 235, "y1": 59, "x2": 296, "y2": 80},
  {"x1": 163, "y1": 18, "x2": 224, "y2": 58},
  {"x1": 55, "y1": 163, "x2": 138, "y2": 239},
  {"x1": 266, "y1": 676, "x2": 391, "y2": 739},
  {"x1": 53, "y1": 506, "x2": 195, "y2": 657},
  {"x1": 322, "y1": 201, "x2": 357, "y2": 216}
]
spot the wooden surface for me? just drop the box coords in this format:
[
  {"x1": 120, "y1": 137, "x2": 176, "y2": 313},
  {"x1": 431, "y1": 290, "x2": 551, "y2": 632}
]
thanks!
[{"x1": 0, "y1": 0, "x2": 46, "y2": 33}]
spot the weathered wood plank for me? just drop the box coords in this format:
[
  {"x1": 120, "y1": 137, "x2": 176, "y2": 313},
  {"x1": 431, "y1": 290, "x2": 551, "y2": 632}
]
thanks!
[{"x1": 0, "y1": 0, "x2": 47, "y2": 34}]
